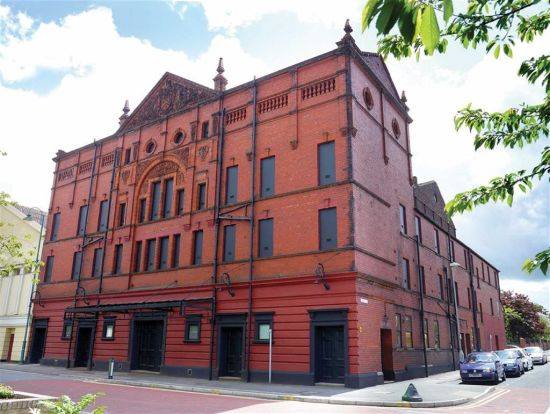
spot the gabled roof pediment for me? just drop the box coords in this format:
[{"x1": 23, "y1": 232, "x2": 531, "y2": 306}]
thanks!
[
  {"x1": 118, "y1": 72, "x2": 217, "y2": 134},
  {"x1": 361, "y1": 52, "x2": 401, "y2": 102}
]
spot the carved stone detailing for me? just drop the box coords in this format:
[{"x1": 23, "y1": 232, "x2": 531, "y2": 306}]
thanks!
[
  {"x1": 121, "y1": 169, "x2": 131, "y2": 184},
  {"x1": 57, "y1": 167, "x2": 74, "y2": 182},
  {"x1": 340, "y1": 126, "x2": 357, "y2": 137},
  {"x1": 78, "y1": 161, "x2": 93, "y2": 175},
  {"x1": 101, "y1": 152, "x2": 115, "y2": 167},
  {"x1": 147, "y1": 160, "x2": 179, "y2": 180},
  {"x1": 198, "y1": 146, "x2": 209, "y2": 161},
  {"x1": 301, "y1": 77, "x2": 336, "y2": 100},
  {"x1": 257, "y1": 93, "x2": 289, "y2": 114},
  {"x1": 135, "y1": 159, "x2": 154, "y2": 183},
  {"x1": 174, "y1": 147, "x2": 191, "y2": 167},
  {"x1": 225, "y1": 107, "x2": 247, "y2": 125},
  {"x1": 176, "y1": 172, "x2": 185, "y2": 185},
  {"x1": 121, "y1": 74, "x2": 216, "y2": 133},
  {"x1": 290, "y1": 139, "x2": 298, "y2": 150}
]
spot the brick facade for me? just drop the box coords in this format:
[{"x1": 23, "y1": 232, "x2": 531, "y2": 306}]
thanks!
[{"x1": 28, "y1": 23, "x2": 505, "y2": 388}]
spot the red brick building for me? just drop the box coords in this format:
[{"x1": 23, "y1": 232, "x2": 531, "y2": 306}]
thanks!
[{"x1": 28, "y1": 22, "x2": 505, "y2": 388}]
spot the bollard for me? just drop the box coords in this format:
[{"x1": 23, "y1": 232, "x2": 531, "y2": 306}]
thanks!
[{"x1": 108, "y1": 358, "x2": 115, "y2": 379}]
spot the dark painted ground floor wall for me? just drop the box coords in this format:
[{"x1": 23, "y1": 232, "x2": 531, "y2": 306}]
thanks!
[{"x1": 29, "y1": 273, "x2": 504, "y2": 388}]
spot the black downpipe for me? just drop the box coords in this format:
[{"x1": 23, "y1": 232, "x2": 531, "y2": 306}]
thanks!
[
  {"x1": 415, "y1": 235, "x2": 429, "y2": 377},
  {"x1": 66, "y1": 141, "x2": 99, "y2": 368},
  {"x1": 467, "y1": 250, "x2": 481, "y2": 351},
  {"x1": 444, "y1": 267, "x2": 457, "y2": 369},
  {"x1": 209, "y1": 100, "x2": 226, "y2": 380},
  {"x1": 246, "y1": 78, "x2": 258, "y2": 382}
]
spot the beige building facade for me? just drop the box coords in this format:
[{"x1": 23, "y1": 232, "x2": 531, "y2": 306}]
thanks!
[{"x1": 0, "y1": 204, "x2": 43, "y2": 362}]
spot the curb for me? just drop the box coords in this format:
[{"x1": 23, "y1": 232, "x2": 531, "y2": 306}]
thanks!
[{"x1": 0, "y1": 365, "x2": 495, "y2": 408}]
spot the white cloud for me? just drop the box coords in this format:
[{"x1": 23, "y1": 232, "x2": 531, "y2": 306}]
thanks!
[
  {"x1": 500, "y1": 278, "x2": 550, "y2": 310},
  {"x1": 0, "y1": 6, "x2": 267, "y2": 209},
  {"x1": 172, "y1": 0, "x2": 361, "y2": 33}
]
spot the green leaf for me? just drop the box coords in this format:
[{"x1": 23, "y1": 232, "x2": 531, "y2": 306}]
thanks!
[
  {"x1": 493, "y1": 44, "x2": 500, "y2": 58},
  {"x1": 376, "y1": 0, "x2": 397, "y2": 34},
  {"x1": 420, "y1": 6, "x2": 440, "y2": 54},
  {"x1": 503, "y1": 43, "x2": 513, "y2": 57},
  {"x1": 362, "y1": 0, "x2": 381, "y2": 32},
  {"x1": 443, "y1": 0, "x2": 454, "y2": 23}
]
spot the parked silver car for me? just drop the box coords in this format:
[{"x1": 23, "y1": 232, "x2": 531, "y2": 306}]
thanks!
[
  {"x1": 507, "y1": 346, "x2": 534, "y2": 371},
  {"x1": 524, "y1": 346, "x2": 548, "y2": 365}
]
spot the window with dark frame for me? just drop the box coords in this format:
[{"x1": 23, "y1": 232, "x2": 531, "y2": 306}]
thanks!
[
  {"x1": 482, "y1": 262, "x2": 485, "y2": 281},
  {"x1": 404, "y1": 315, "x2": 413, "y2": 348},
  {"x1": 134, "y1": 241, "x2": 142, "y2": 272},
  {"x1": 98, "y1": 200, "x2": 109, "y2": 232},
  {"x1": 118, "y1": 203, "x2": 126, "y2": 227},
  {"x1": 399, "y1": 204, "x2": 407, "y2": 234},
  {"x1": 225, "y1": 166, "x2": 238, "y2": 205},
  {"x1": 476, "y1": 267, "x2": 480, "y2": 288},
  {"x1": 464, "y1": 249, "x2": 469, "y2": 270},
  {"x1": 433, "y1": 320, "x2": 440, "y2": 349},
  {"x1": 490, "y1": 297, "x2": 494, "y2": 315},
  {"x1": 145, "y1": 239, "x2": 156, "y2": 271},
  {"x1": 223, "y1": 225, "x2": 236, "y2": 262},
  {"x1": 197, "y1": 183, "x2": 206, "y2": 210},
  {"x1": 71, "y1": 251, "x2": 82, "y2": 281},
  {"x1": 124, "y1": 148, "x2": 131, "y2": 165},
  {"x1": 318, "y1": 141, "x2": 335, "y2": 185},
  {"x1": 438, "y1": 274, "x2": 444, "y2": 300},
  {"x1": 402, "y1": 258, "x2": 410, "y2": 289},
  {"x1": 172, "y1": 234, "x2": 181, "y2": 268},
  {"x1": 150, "y1": 181, "x2": 161, "y2": 220},
  {"x1": 454, "y1": 281, "x2": 459, "y2": 306},
  {"x1": 102, "y1": 318, "x2": 115, "y2": 340},
  {"x1": 113, "y1": 244, "x2": 123, "y2": 275},
  {"x1": 395, "y1": 313, "x2": 402, "y2": 348},
  {"x1": 467, "y1": 287, "x2": 472, "y2": 309},
  {"x1": 77, "y1": 205, "x2": 88, "y2": 236},
  {"x1": 51, "y1": 212, "x2": 60, "y2": 241},
  {"x1": 162, "y1": 178, "x2": 174, "y2": 218},
  {"x1": 449, "y1": 239, "x2": 455, "y2": 261},
  {"x1": 192, "y1": 230, "x2": 203, "y2": 265},
  {"x1": 420, "y1": 266, "x2": 426, "y2": 295},
  {"x1": 414, "y1": 216, "x2": 422, "y2": 242},
  {"x1": 159, "y1": 236, "x2": 169, "y2": 270},
  {"x1": 260, "y1": 156, "x2": 275, "y2": 197},
  {"x1": 138, "y1": 198, "x2": 146, "y2": 223},
  {"x1": 185, "y1": 316, "x2": 201, "y2": 342},
  {"x1": 201, "y1": 121, "x2": 209, "y2": 139},
  {"x1": 92, "y1": 247, "x2": 103, "y2": 277},
  {"x1": 255, "y1": 313, "x2": 274, "y2": 343},
  {"x1": 423, "y1": 318, "x2": 429, "y2": 348},
  {"x1": 434, "y1": 228, "x2": 440, "y2": 254},
  {"x1": 176, "y1": 189, "x2": 185, "y2": 215},
  {"x1": 479, "y1": 302, "x2": 484, "y2": 322},
  {"x1": 258, "y1": 218, "x2": 273, "y2": 258},
  {"x1": 62, "y1": 319, "x2": 72, "y2": 339},
  {"x1": 319, "y1": 207, "x2": 337, "y2": 251}
]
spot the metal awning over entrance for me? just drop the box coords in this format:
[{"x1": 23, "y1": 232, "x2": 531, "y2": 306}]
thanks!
[{"x1": 64, "y1": 298, "x2": 212, "y2": 316}]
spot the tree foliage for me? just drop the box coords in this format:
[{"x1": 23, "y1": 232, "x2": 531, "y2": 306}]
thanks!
[
  {"x1": 362, "y1": 0, "x2": 549, "y2": 275},
  {"x1": 36, "y1": 393, "x2": 105, "y2": 414},
  {"x1": 502, "y1": 290, "x2": 547, "y2": 341}
]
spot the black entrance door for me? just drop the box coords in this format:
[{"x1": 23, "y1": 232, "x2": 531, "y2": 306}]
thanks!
[
  {"x1": 29, "y1": 327, "x2": 46, "y2": 363},
  {"x1": 74, "y1": 327, "x2": 93, "y2": 368},
  {"x1": 134, "y1": 320, "x2": 164, "y2": 371},
  {"x1": 315, "y1": 325, "x2": 345, "y2": 383},
  {"x1": 220, "y1": 327, "x2": 243, "y2": 377}
]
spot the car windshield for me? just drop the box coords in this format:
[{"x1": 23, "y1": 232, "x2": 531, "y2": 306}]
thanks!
[
  {"x1": 497, "y1": 350, "x2": 517, "y2": 359},
  {"x1": 467, "y1": 353, "x2": 496, "y2": 363},
  {"x1": 525, "y1": 347, "x2": 541, "y2": 353}
]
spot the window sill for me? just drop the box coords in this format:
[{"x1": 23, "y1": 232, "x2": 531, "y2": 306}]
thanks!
[
  {"x1": 101, "y1": 338, "x2": 115, "y2": 341},
  {"x1": 184, "y1": 339, "x2": 201, "y2": 344}
]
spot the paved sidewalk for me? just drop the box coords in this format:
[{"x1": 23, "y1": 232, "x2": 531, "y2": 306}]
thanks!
[{"x1": 0, "y1": 363, "x2": 494, "y2": 408}]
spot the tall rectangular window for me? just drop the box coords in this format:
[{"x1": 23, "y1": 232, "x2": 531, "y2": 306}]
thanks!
[
  {"x1": 145, "y1": 239, "x2": 156, "y2": 271},
  {"x1": 402, "y1": 258, "x2": 410, "y2": 289},
  {"x1": 98, "y1": 200, "x2": 109, "y2": 232},
  {"x1": 490, "y1": 298, "x2": 494, "y2": 315},
  {"x1": 193, "y1": 230, "x2": 203, "y2": 265},
  {"x1": 150, "y1": 181, "x2": 161, "y2": 220},
  {"x1": 44, "y1": 256, "x2": 54, "y2": 282},
  {"x1": 423, "y1": 319, "x2": 429, "y2": 348},
  {"x1": 134, "y1": 241, "x2": 142, "y2": 272},
  {"x1": 319, "y1": 207, "x2": 337, "y2": 251},
  {"x1": 395, "y1": 313, "x2": 402, "y2": 348},
  {"x1": 476, "y1": 268, "x2": 480, "y2": 288},
  {"x1": 260, "y1": 156, "x2": 275, "y2": 197},
  {"x1": 404, "y1": 315, "x2": 413, "y2": 348},
  {"x1": 176, "y1": 189, "x2": 185, "y2": 215},
  {"x1": 433, "y1": 320, "x2": 440, "y2": 349},
  {"x1": 479, "y1": 302, "x2": 484, "y2": 322},
  {"x1": 201, "y1": 121, "x2": 209, "y2": 138},
  {"x1": 113, "y1": 244, "x2": 123, "y2": 275},
  {"x1": 225, "y1": 166, "x2": 238, "y2": 205},
  {"x1": 420, "y1": 266, "x2": 426, "y2": 295},
  {"x1": 399, "y1": 204, "x2": 407, "y2": 234},
  {"x1": 434, "y1": 228, "x2": 440, "y2": 254},
  {"x1": 454, "y1": 281, "x2": 459, "y2": 306},
  {"x1": 77, "y1": 205, "x2": 88, "y2": 236},
  {"x1": 92, "y1": 247, "x2": 103, "y2": 277},
  {"x1": 124, "y1": 148, "x2": 131, "y2": 165},
  {"x1": 197, "y1": 183, "x2": 206, "y2": 210},
  {"x1": 172, "y1": 234, "x2": 181, "y2": 268},
  {"x1": 482, "y1": 262, "x2": 485, "y2": 281},
  {"x1": 318, "y1": 141, "x2": 335, "y2": 185},
  {"x1": 449, "y1": 240, "x2": 455, "y2": 261},
  {"x1": 223, "y1": 225, "x2": 236, "y2": 263},
  {"x1": 464, "y1": 249, "x2": 469, "y2": 270},
  {"x1": 438, "y1": 274, "x2": 444, "y2": 300},
  {"x1": 71, "y1": 252, "x2": 82, "y2": 280},
  {"x1": 258, "y1": 218, "x2": 273, "y2": 258},
  {"x1": 414, "y1": 216, "x2": 422, "y2": 242},
  {"x1": 118, "y1": 203, "x2": 126, "y2": 227},
  {"x1": 138, "y1": 199, "x2": 146, "y2": 223},
  {"x1": 162, "y1": 178, "x2": 174, "y2": 218},
  {"x1": 159, "y1": 236, "x2": 169, "y2": 270},
  {"x1": 51, "y1": 213, "x2": 60, "y2": 241},
  {"x1": 467, "y1": 287, "x2": 472, "y2": 309}
]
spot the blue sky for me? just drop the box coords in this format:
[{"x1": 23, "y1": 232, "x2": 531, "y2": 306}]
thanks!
[{"x1": 0, "y1": 1, "x2": 548, "y2": 306}]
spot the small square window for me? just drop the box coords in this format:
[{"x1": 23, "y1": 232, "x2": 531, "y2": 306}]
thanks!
[
  {"x1": 185, "y1": 316, "x2": 201, "y2": 342},
  {"x1": 102, "y1": 319, "x2": 116, "y2": 340},
  {"x1": 254, "y1": 313, "x2": 274, "y2": 343},
  {"x1": 258, "y1": 323, "x2": 271, "y2": 341},
  {"x1": 62, "y1": 320, "x2": 72, "y2": 340}
]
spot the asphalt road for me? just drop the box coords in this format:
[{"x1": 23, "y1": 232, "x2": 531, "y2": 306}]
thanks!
[{"x1": 1, "y1": 363, "x2": 549, "y2": 413}]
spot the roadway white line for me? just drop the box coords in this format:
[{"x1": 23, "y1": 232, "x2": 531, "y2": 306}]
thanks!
[{"x1": 461, "y1": 389, "x2": 510, "y2": 410}]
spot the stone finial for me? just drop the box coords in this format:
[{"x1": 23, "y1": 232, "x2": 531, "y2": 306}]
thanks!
[
  {"x1": 337, "y1": 18, "x2": 355, "y2": 48},
  {"x1": 401, "y1": 90, "x2": 407, "y2": 103},
  {"x1": 213, "y1": 57, "x2": 228, "y2": 92},
  {"x1": 119, "y1": 100, "x2": 130, "y2": 125}
]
